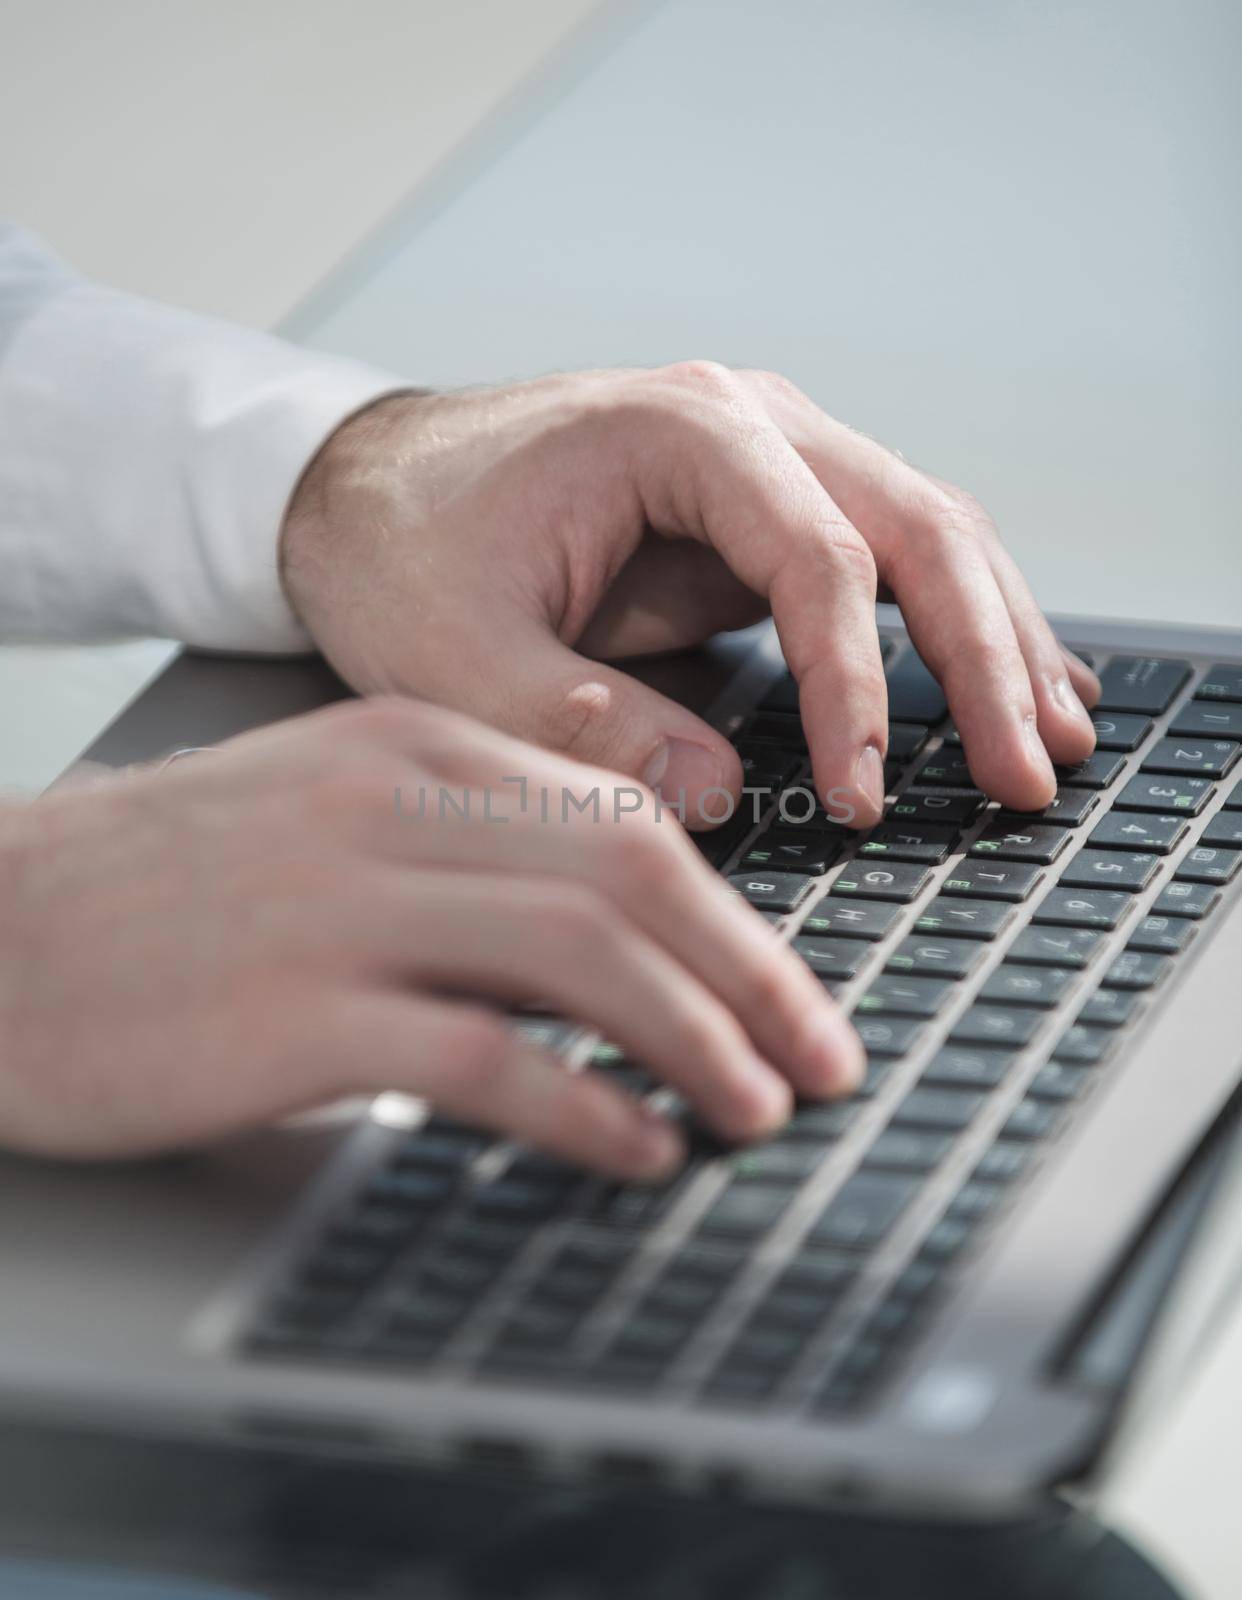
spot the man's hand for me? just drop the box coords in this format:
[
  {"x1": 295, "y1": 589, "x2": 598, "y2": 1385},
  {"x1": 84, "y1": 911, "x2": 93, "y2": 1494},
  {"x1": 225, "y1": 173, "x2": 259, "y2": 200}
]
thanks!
[
  {"x1": 281, "y1": 364, "x2": 1100, "y2": 830},
  {"x1": 0, "y1": 699, "x2": 860, "y2": 1170}
]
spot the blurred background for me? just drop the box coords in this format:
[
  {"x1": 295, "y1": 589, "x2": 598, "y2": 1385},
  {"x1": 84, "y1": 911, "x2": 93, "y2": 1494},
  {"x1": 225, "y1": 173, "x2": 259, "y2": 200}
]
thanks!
[{"x1": 1, "y1": 3, "x2": 1239, "y2": 1591}]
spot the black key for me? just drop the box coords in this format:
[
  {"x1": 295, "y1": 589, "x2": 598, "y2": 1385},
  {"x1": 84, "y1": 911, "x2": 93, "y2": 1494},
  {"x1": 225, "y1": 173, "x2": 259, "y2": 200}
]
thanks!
[
  {"x1": 1116, "y1": 774, "x2": 1213, "y2": 817},
  {"x1": 887, "y1": 722, "x2": 931, "y2": 762},
  {"x1": 888, "y1": 790, "x2": 985, "y2": 827},
  {"x1": 1226, "y1": 778, "x2": 1242, "y2": 808},
  {"x1": 694, "y1": 808, "x2": 758, "y2": 869},
  {"x1": 1103, "y1": 950, "x2": 1172, "y2": 991},
  {"x1": 791, "y1": 935, "x2": 870, "y2": 982},
  {"x1": 945, "y1": 1180, "x2": 1006, "y2": 1223},
  {"x1": 1060, "y1": 848, "x2": 1160, "y2": 891},
  {"x1": 971, "y1": 821, "x2": 1071, "y2": 865},
  {"x1": 385, "y1": 1293, "x2": 471, "y2": 1340},
  {"x1": 365, "y1": 1169, "x2": 457, "y2": 1210},
  {"x1": 729, "y1": 870, "x2": 816, "y2": 912},
  {"x1": 778, "y1": 1251, "x2": 859, "y2": 1296},
  {"x1": 472, "y1": 1177, "x2": 569, "y2": 1222},
  {"x1": 299, "y1": 1243, "x2": 391, "y2": 1290},
  {"x1": 914, "y1": 896, "x2": 1016, "y2": 940},
  {"x1": 700, "y1": 1183, "x2": 792, "y2": 1238},
  {"x1": 921, "y1": 1047, "x2": 1013, "y2": 1090},
  {"x1": 395, "y1": 1122, "x2": 488, "y2": 1170},
  {"x1": 852, "y1": 1016, "x2": 927, "y2": 1058},
  {"x1": 974, "y1": 1141, "x2": 1033, "y2": 1184},
  {"x1": 723, "y1": 1324, "x2": 807, "y2": 1373},
  {"x1": 749, "y1": 1287, "x2": 836, "y2": 1333},
  {"x1": 830, "y1": 861, "x2": 933, "y2": 903},
  {"x1": 980, "y1": 964, "x2": 1074, "y2": 1009},
  {"x1": 809, "y1": 1172, "x2": 919, "y2": 1249},
  {"x1": 941, "y1": 860, "x2": 1044, "y2": 902},
  {"x1": 1151, "y1": 880, "x2": 1220, "y2": 919},
  {"x1": 864, "y1": 1128, "x2": 954, "y2": 1173},
  {"x1": 919, "y1": 1217, "x2": 975, "y2": 1262},
  {"x1": 743, "y1": 712, "x2": 806, "y2": 751},
  {"x1": 1051, "y1": 1024, "x2": 1116, "y2": 1066},
  {"x1": 1088, "y1": 814, "x2": 1188, "y2": 855},
  {"x1": 1028, "y1": 1062, "x2": 1092, "y2": 1103},
  {"x1": 859, "y1": 822, "x2": 958, "y2": 865},
  {"x1": 741, "y1": 830, "x2": 840, "y2": 876},
  {"x1": 731, "y1": 1143, "x2": 825, "y2": 1183},
  {"x1": 1096, "y1": 656, "x2": 1191, "y2": 715},
  {"x1": 1034, "y1": 886, "x2": 1135, "y2": 930},
  {"x1": 1055, "y1": 751, "x2": 1127, "y2": 790},
  {"x1": 701, "y1": 1366, "x2": 782, "y2": 1404},
  {"x1": 1008, "y1": 926, "x2": 1104, "y2": 968},
  {"x1": 1090, "y1": 712, "x2": 1153, "y2": 752},
  {"x1": 1201, "y1": 813, "x2": 1242, "y2": 849},
  {"x1": 891, "y1": 1087, "x2": 984, "y2": 1132},
  {"x1": 855, "y1": 975, "x2": 955, "y2": 1019},
  {"x1": 950, "y1": 1005, "x2": 1045, "y2": 1047},
  {"x1": 885, "y1": 651, "x2": 947, "y2": 724},
  {"x1": 1142, "y1": 737, "x2": 1240, "y2": 778},
  {"x1": 886, "y1": 936, "x2": 984, "y2": 980},
  {"x1": 1077, "y1": 987, "x2": 1142, "y2": 1028},
  {"x1": 1016, "y1": 788, "x2": 1100, "y2": 827},
  {"x1": 439, "y1": 1219, "x2": 531, "y2": 1260},
  {"x1": 1176, "y1": 846, "x2": 1241, "y2": 885},
  {"x1": 800, "y1": 897, "x2": 903, "y2": 941},
  {"x1": 912, "y1": 752, "x2": 976, "y2": 788},
  {"x1": 1196, "y1": 665, "x2": 1242, "y2": 703},
  {"x1": 1001, "y1": 1099, "x2": 1065, "y2": 1141},
  {"x1": 593, "y1": 1174, "x2": 687, "y2": 1229},
  {"x1": 784, "y1": 1101, "x2": 859, "y2": 1140},
  {"x1": 737, "y1": 743, "x2": 801, "y2": 789},
  {"x1": 856, "y1": 1059, "x2": 895, "y2": 1099},
  {"x1": 1127, "y1": 916, "x2": 1197, "y2": 956},
  {"x1": 1169, "y1": 702, "x2": 1242, "y2": 740}
]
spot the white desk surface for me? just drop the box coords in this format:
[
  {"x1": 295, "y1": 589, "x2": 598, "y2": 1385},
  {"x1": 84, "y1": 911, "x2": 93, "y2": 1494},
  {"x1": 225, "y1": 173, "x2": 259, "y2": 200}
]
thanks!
[{"x1": 293, "y1": 0, "x2": 1242, "y2": 634}]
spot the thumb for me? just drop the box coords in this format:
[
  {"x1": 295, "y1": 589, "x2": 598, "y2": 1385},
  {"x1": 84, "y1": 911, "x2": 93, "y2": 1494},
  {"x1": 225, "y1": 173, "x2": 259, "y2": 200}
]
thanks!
[{"x1": 512, "y1": 627, "x2": 744, "y2": 829}]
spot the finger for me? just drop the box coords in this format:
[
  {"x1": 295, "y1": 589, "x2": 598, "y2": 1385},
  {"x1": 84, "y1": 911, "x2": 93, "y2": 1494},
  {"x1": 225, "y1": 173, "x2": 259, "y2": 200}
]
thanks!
[
  {"x1": 915, "y1": 472, "x2": 1098, "y2": 764},
  {"x1": 365, "y1": 759, "x2": 863, "y2": 1101},
  {"x1": 365, "y1": 870, "x2": 794, "y2": 1141},
  {"x1": 574, "y1": 538, "x2": 768, "y2": 658},
  {"x1": 741, "y1": 380, "x2": 1056, "y2": 810},
  {"x1": 1061, "y1": 644, "x2": 1102, "y2": 708},
  {"x1": 634, "y1": 368, "x2": 889, "y2": 826},
  {"x1": 480, "y1": 617, "x2": 745, "y2": 828},
  {"x1": 323, "y1": 991, "x2": 684, "y2": 1179}
]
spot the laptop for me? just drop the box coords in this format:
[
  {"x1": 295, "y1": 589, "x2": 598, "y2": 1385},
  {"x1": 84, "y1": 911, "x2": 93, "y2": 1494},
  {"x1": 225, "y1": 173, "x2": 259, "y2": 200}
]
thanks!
[{"x1": 0, "y1": 608, "x2": 1238, "y2": 1513}]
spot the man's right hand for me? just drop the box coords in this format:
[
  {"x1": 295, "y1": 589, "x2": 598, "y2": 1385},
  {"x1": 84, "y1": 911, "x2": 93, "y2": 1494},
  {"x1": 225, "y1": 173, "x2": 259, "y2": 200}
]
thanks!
[{"x1": 0, "y1": 698, "x2": 861, "y2": 1173}]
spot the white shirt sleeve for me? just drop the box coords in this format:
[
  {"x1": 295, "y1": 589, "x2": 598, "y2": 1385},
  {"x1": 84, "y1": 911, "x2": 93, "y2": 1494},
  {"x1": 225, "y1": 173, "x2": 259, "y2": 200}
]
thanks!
[{"x1": 0, "y1": 223, "x2": 407, "y2": 652}]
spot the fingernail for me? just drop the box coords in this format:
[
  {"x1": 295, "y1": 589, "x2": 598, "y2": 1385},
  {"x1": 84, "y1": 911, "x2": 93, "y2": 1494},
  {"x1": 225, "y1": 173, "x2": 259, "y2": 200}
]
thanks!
[
  {"x1": 1050, "y1": 674, "x2": 1096, "y2": 736},
  {"x1": 1022, "y1": 714, "x2": 1056, "y2": 783},
  {"x1": 644, "y1": 738, "x2": 728, "y2": 821},
  {"x1": 855, "y1": 744, "x2": 886, "y2": 818}
]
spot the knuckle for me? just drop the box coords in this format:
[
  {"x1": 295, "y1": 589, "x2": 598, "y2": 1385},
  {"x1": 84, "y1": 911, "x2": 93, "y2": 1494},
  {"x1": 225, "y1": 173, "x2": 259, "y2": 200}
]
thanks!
[
  {"x1": 660, "y1": 357, "x2": 738, "y2": 397},
  {"x1": 336, "y1": 694, "x2": 437, "y2": 745},
  {"x1": 541, "y1": 883, "x2": 612, "y2": 949},
  {"x1": 542, "y1": 678, "x2": 629, "y2": 766},
  {"x1": 446, "y1": 1010, "x2": 514, "y2": 1094}
]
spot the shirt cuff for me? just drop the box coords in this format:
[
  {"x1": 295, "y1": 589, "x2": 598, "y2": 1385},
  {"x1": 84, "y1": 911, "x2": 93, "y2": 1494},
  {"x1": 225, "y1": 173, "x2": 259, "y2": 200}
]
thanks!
[{"x1": 0, "y1": 273, "x2": 407, "y2": 652}]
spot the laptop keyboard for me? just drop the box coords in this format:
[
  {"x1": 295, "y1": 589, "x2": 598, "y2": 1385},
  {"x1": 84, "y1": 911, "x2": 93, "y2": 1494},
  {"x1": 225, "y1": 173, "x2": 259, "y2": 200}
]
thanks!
[{"x1": 242, "y1": 645, "x2": 1242, "y2": 1417}]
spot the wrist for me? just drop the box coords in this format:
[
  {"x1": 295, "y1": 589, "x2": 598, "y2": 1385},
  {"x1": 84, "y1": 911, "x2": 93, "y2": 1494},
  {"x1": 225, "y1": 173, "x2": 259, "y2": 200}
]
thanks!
[{"x1": 278, "y1": 389, "x2": 435, "y2": 632}]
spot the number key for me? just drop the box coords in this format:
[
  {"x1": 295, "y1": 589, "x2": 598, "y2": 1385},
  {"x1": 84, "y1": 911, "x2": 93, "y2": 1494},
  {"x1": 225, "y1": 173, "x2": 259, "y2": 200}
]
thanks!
[
  {"x1": 1088, "y1": 814, "x2": 1188, "y2": 855},
  {"x1": 1115, "y1": 774, "x2": 1213, "y2": 816},
  {"x1": 1141, "y1": 737, "x2": 1240, "y2": 778},
  {"x1": 1060, "y1": 848, "x2": 1159, "y2": 891}
]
